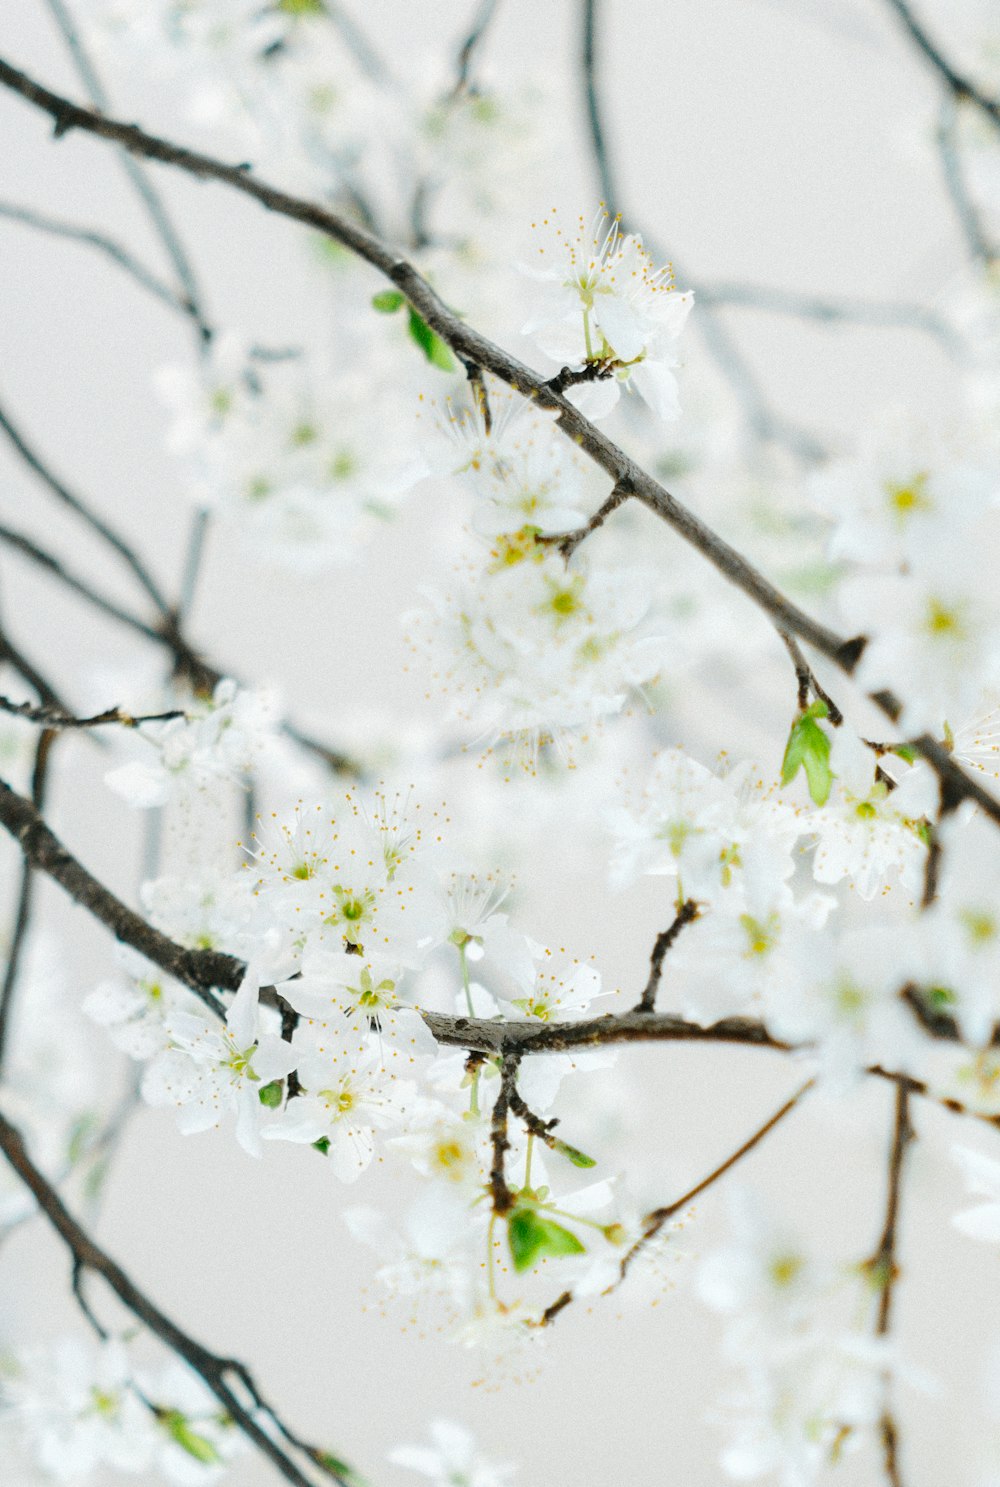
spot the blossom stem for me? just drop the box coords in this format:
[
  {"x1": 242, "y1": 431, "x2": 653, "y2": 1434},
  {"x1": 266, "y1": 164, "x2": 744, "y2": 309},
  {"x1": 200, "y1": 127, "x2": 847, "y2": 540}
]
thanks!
[{"x1": 458, "y1": 942, "x2": 476, "y2": 1019}]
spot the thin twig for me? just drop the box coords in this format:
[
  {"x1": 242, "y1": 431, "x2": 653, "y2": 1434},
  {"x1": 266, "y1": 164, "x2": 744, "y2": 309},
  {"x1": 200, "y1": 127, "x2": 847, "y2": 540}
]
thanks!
[
  {"x1": 535, "y1": 476, "x2": 632, "y2": 559},
  {"x1": 0, "y1": 696, "x2": 184, "y2": 731},
  {"x1": 0, "y1": 399, "x2": 172, "y2": 615},
  {"x1": 779, "y1": 630, "x2": 843, "y2": 724},
  {"x1": 0, "y1": 201, "x2": 189, "y2": 315},
  {"x1": 935, "y1": 98, "x2": 999, "y2": 268},
  {"x1": 0, "y1": 728, "x2": 55, "y2": 1071},
  {"x1": 620, "y1": 1078, "x2": 815, "y2": 1279},
  {"x1": 453, "y1": 0, "x2": 500, "y2": 94},
  {"x1": 634, "y1": 899, "x2": 700, "y2": 1013},
  {"x1": 864, "y1": 1083, "x2": 915, "y2": 1487},
  {"x1": 489, "y1": 1054, "x2": 520, "y2": 1214},
  {"x1": 696, "y1": 280, "x2": 964, "y2": 356},
  {"x1": 881, "y1": 0, "x2": 1000, "y2": 138},
  {"x1": 43, "y1": 0, "x2": 212, "y2": 350}
]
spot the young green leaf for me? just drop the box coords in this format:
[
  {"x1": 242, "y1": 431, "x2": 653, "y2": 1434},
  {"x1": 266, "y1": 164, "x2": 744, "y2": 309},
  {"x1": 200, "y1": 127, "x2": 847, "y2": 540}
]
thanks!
[
  {"x1": 407, "y1": 309, "x2": 457, "y2": 371},
  {"x1": 507, "y1": 1207, "x2": 585, "y2": 1272},
  {"x1": 312, "y1": 1136, "x2": 331, "y2": 1155},
  {"x1": 552, "y1": 1138, "x2": 597, "y2": 1169},
  {"x1": 371, "y1": 290, "x2": 405, "y2": 314},
  {"x1": 258, "y1": 1080, "x2": 284, "y2": 1108},
  {"x1": 781, "y1": 701, "x2": 833, "y2": 806},
  {"x1": 317, "y1": 1451, "x2": 368, "y2": 1487},
  {"x1": 163, "y1": 1411, "x2": 222, "y2": 1465}
]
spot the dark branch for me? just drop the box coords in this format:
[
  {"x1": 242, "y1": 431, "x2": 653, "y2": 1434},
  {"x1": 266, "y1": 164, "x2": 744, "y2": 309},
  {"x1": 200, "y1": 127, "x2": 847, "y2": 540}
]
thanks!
[
  {"x1": 0, "y1": 1108, "x2": 355, "y2": 1487},
  {"x1": 0, "y1": 400, "x2": 172, "y2": 615},
  {"x1": 634, "y1": 899, "x2": 699, "y2": 1013},
  {"x1": 43, "y1": 0, "x2": 212, "y2": 349},
  {"x1": 882, "y1": 0, "x2": 1000, "y2": 138},
  {"x1": 0, "y1": 729, "x2": 55, "y2": 1071}
]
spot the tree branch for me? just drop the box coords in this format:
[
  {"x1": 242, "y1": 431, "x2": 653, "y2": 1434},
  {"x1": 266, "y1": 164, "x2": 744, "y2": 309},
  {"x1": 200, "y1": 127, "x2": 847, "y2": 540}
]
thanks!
[
  {"x1": 864, "y1": 1082, "x2": 915, "y2": 1487},
  {"x1": 0, "y1": 1107, "x2": 356, "y2": 1487},
  {"x1": 580, "y1": 0, "x2": 826, "y2": 461},
  {"x1": 43, "y1": 0, "x2": 213, "y2": 350},
  {"x1": 634, "y1": 898, "x2": 700, "y2": 1013},
  {"x1": 619, "y1": 1078, "x2": 815, "y2": 1281},
  {"x1": 0, "y1": 399, "x2": 172, "y2": 615},
  {"x1": 0, "y1": 729, "x2": 56, "y2": 1071},
  {"x1": 881, "y1": 0, "x2": 1000, "y2": 139},
  {"x1": 0, "y1": 200, "x2": 192, "y2": 317}
]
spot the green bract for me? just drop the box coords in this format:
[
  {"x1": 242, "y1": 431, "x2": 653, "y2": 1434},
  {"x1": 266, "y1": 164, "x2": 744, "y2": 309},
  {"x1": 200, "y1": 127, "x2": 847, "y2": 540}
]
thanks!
[
  {"x1": 163, "y1": 1411, "x2": 222, "y2": 1465},
  {"x1": 781, "y1": 700, "x2": 833, "y2": 806},
  {"x1": 552, "y1": 1137, "x2": 597, "y2": 1168},
  {"x1": 507, "y1": 1205, "x2": 586, "y2": 1271}
]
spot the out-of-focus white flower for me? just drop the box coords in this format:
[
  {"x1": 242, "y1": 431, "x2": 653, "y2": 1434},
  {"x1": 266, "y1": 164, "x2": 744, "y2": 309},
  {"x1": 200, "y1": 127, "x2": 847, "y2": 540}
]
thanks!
[
  {"x1": 3, "y1": 1337, "x2": 153, "y2": 1482},
  {"x1": 407, "y1": 543, "x2": 669, "y2": 760},
  {"x1": 390, "y1": 1418, "x2": 515, "y2": 1487},
  {"x1": 105, "y1": 679, "x2": 278, "y2": 809},
  {"x1": 951, "y1": 1144, "x2": 1000, "y2": 1243}
]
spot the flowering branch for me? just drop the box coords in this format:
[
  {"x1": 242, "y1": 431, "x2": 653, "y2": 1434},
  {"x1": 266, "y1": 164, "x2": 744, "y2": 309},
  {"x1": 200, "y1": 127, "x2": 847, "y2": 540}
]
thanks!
[{"x1": 6, "y1": 57, "x2": 1000, "y2": 854}]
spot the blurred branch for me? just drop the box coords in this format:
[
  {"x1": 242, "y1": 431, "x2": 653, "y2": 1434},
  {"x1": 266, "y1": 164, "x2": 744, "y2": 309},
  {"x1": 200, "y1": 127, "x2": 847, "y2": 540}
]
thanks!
[
  {"x1": 0, "y1": 201, "x2": 189, "y2": 316},
  {"x1": 324, "y1": 0, "x2": 393, "y2": 87},
  {"x1": 619, "y1": 1077, "x2": 815, "y2": 1281},
  {"x1": 697, "y1": 280, "x2": 965, "y2": 356},
  {"x1": 0, "y1": 695, "x2": 184, "y2": 731},
  {"x1": 0, "y1": 399, "x2": 173, "y2": 615},
  {"x1": 453, "y1": 0, "x2": 500, "y2": 94},
  {"x1": 0, "y1": 728, "x2": 56, "y2": 1073},
  {"x1": 0, "y1": 1107, "x2": 358, "y2": 1487},
  {"x1": 864, "y1": 1082, "x2": 915, "y2": 1487},
  {"x1": 881, "y1": 0, "x2": 1000, "y2": 140},
  {"x1": 936, "y1": 98, "x2": 1000, "y2": 268},
  {"x1": 43, "y1": 0, "x2": 212, "y2": 350},
  {"x1": 581, "y1": 0, "x2": 826, "y2": 461}
]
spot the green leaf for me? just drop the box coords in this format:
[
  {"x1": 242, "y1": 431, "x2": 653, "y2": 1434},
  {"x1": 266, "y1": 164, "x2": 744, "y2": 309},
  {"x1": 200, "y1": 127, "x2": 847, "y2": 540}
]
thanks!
[
  {"x1": 892, "y1": 744, "x2": 917, "y2": 764},
  {"x1": 316, "y1": 1450, "x2": 368, "y2": 1487},
  {"x1": 163, "y1": 1411, "x2": 221, "y2": 1465},
  {"x1": 278, "y1": 0, "x2": 326, "y2": 12},
  {"x1": 781, "y1": 704, "x2": 833, "y2": 806},
  {"x1": 312, "y1": 1136, "x2": 331, "y2": 1155},
  {"x1": 371, "y1": 290, "x2": 405, "y2": 314},
  {"x1": 507, "y1": 1207, "x2": 585, "y2": 1272},
  {"x1": 258, "y1": 1080, "x2": 283, "y2": 1108},
  {"x1": 407, "y1": 309, "x2": 456, "y2": 371},
  {"x1": 552, "y1": 1138, "x2": 597, "y2": 1169}
]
